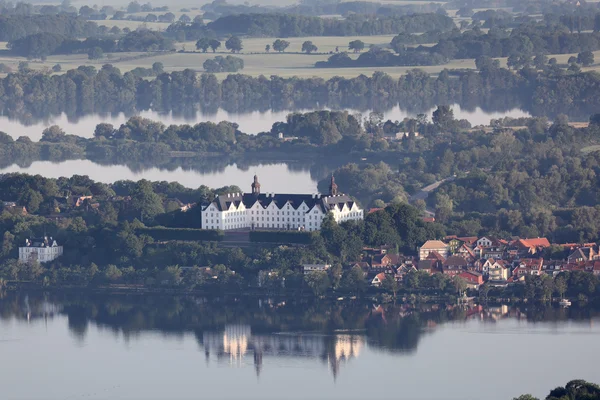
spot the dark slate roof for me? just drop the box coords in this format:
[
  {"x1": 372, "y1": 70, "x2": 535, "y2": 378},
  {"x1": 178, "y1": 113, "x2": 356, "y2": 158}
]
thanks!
[{"x1": 209, "y1": 193, "x2": 357, "y2": 213}]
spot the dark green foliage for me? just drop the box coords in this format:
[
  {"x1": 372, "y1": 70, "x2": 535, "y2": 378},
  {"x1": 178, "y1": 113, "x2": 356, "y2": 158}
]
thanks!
[
  {"x1": 137, "y1": 227, "x2": 224, "y2": 241},
  {"x1": 225, "y1": 36, "x2": 243, "y2": 52},
  {"x1": 203, "y1": 56, "x2": 244, "y2": 73},
  {"x1": 301, "y1": 40, "x2": 317, "y2": 53},
  {"x1": 118, "y1": 29, "x2": 174, "y2": 51},
  {"x1": 316, "y1": 47, "x2": 448, "y2": 68},
  {"x1": 203, "y1": 13, "x2": 455, "y2": 37},
  {"x1": 249, "y1": 230, "x2": 313, "y2": 244},
  {"x1": 272, "y1": 39, "x2": 290, "y2": 52},
  {"x1": 0, "y1": 14, "x2": 100, "y2": 41}
]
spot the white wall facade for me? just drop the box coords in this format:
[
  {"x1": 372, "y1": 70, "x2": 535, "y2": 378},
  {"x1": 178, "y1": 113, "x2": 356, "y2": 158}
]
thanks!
[
  {"x1": 201, "y1": 194, "x2": 363, "y2": 232},
  {"x1": 19, "y1": 245, "x2": 63, "y2": 263}
]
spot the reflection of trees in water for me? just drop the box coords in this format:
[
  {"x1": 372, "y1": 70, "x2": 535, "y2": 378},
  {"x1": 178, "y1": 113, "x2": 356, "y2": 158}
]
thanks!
[
  {"x1": 0, "y1": 92, "x2": 546, "y2": 128},
  {"x1": 2, "y1": 293, "x2": 599, "y2": 358}
]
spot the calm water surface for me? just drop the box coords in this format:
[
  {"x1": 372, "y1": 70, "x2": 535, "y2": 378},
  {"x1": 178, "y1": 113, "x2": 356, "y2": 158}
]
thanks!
[
  {"x1": 0, "y1": 105, "x2": 528, "y2": 187},
  {"x1": 0, "y1": 294, "x2": 598, "y2": 400},
  {"x1": 0, "y1": 160, "x2": 318, "y2": 191},
  {"x1": 0, "y1": 105, "x2": 530, "y2": 141}
]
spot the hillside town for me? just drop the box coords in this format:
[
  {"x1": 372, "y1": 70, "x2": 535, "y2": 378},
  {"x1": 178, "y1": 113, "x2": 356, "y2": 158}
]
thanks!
[{"x1": 343, "y1": 236, "x2": 600, "y2": 289}]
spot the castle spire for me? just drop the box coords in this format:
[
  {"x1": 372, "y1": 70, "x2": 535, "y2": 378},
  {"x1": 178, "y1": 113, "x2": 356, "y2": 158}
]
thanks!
[
  {"x1": 329, "y1": 174, "x2": 338, "y2": 196},
  {"x1": 251, "y1": 174, "x2": 261, "y2": 195}
]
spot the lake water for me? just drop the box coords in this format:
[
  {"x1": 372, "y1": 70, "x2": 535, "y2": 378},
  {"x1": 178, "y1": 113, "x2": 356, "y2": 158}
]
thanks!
[
  {"x1": 0, "y1": 160, "x2": 319, "y2": 192},
  {"x1": 0, "y1": 294, "x2": 598, "y2": 400},
  {"x1": 1, "y1": 105, "x2": 530, "y2": 141},
  {"x1": 0, "y1": 105, "x2": 528, "y2": 187}
]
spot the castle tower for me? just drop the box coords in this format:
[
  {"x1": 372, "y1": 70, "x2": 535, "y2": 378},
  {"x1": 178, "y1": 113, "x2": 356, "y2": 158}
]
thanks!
[
  {"x1": 251, "y1": 174, "x2": 261, "y2": 195},
  {"x1": 329, "y1": 174, "x2": 338, "y2": 196}
]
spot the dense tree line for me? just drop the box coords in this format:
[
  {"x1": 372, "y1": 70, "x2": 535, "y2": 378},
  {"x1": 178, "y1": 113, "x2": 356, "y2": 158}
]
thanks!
[
  {"x1": 200, "y1": 0, "x2": 443, "y2": 19},
  {"x1": 316, "y1": 47, "x2": 448, "y2": 68},
  {"x1": 8, "y1": 29, "x2": 174, "y2": 59},
  {"x1": 0, "y1": 14, "x2": 100, "y2": 41},
  {"x1": 515, "y1": 379, "x2": 600, "y2": 400},
  {"x1": 166, "y1": 12, "x2": 455, "y2": 39},
  {"x1": 1, "y1": 62, "x2": 600, "y2": 124}
]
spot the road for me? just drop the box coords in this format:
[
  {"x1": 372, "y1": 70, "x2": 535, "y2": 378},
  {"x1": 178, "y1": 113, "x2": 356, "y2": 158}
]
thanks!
[{"x1": 408, "y1": 176, "x2": 455, "y2": 216}]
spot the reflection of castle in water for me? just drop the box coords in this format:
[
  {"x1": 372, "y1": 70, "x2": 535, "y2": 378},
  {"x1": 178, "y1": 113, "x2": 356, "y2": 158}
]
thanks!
[{"x1": 202, "y1": 324, "x2": 363, "y2": 379}]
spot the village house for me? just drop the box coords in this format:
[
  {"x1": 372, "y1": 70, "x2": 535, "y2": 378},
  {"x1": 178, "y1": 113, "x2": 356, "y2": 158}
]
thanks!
[
  {"x1": 477, "y1": 237, "x2": 506, "y2": 259},
  {"x1": 395, "y1": 263, "x2": 417, "y2": 281},
  {"x1": 70, "y1": 195, "x2": 93, "y2": 208},
  {"x1": 458, "y1": 271, "x2": 484, "y2": 289},
  {"x1": 445, "y1": 236, "x2": 477, "y2": 254},
  {"x1": 567, "y1": 246, "x2": 598, "y2": 263},
  {"x1": 486, "y1": 260, "x2": 510, "y2": 282},
  {"x1": 513, "y1": 258, "x2": 544, "y2": 277},
  {"x1": 510, "y1": 238, "x2": 551, "y2": 258},
  {"x1": 442, "y1": 255, "x2": 469, "y2": 277},
  {"x1": 302, "y1": 264, "x2": 331, "y2": 275},
  {"x1": 371, "y1": 272, "x2": 387, "y2": 287},
  {"x1": 419, "y1": 240, "x2": 449, "y2": 260}
]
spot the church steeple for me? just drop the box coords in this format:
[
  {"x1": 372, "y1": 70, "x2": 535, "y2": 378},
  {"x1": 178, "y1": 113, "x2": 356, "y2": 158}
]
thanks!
[
  {"x1": 251, "y1": 174, "x2": 261, "y2": 195},
  {"x1": 329, "y1": 174, "x2": 338, "y2": 196}
]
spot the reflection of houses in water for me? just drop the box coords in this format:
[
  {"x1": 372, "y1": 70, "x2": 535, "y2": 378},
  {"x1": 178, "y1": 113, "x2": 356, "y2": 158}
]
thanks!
[
  {"x1": 483, "y1": 305, "x2": 510, "y2": 321},
  {"x1": 20, "y1": 295, "x2": 62, "y2": 323},
  {"x1": 202, "y1": 324, "x2": 363, "y2": 378}
]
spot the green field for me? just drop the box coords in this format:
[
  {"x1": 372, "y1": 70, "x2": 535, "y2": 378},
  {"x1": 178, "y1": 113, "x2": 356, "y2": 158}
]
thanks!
[{"x1": 0, "y1": 34, "x2": 474, "y2": 80}]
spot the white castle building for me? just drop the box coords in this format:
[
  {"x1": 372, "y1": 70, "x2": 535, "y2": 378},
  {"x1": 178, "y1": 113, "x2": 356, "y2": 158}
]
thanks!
[
  {"x1": 19, "y1": 237, "x2": 63, "y2": 263},
  {"x1": 201, "y1": 175, "x2": 364, "y2": 231}
]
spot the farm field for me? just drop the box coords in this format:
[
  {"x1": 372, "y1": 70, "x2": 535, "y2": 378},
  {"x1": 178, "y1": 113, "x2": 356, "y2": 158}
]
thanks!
[
  {"x1": 94, "y1": 19, "x2": 172, "y2": 31},
  {"x1": 174, "y1": 35, "x2": 399, "y2": 53},
  {"x1": 0, "y1": 47, "x2": 477, "y2": 80}
]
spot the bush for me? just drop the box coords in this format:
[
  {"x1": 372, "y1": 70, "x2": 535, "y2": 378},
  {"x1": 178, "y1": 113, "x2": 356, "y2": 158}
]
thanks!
[
  {"x1": 249, "y1": 230, "x2": 314, "y2": 244},
  {"x1": 137, "y1": 227, "x2": 224, "y2": 241}
]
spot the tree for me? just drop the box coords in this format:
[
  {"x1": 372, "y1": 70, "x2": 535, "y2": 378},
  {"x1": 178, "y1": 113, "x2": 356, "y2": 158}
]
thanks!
[
  {"x1": 265, "y1": 44, "x2": 270, "y2": 52},
  {"x1": 272, "y1": 39, "x2": 290, "y2": 52},
  {"x1": 104, "y1": 264, "x2": 122, "y2": 281},
  {"x1": 305, "y1": 271, "x2": 330, "y2": 296},
  {"x1": 340, "y1": 265, "x2": 366, "y2": 295},
  {"x1": 19, "y1": 189, "x2": 43, "y2": 213},
  {"x1": 301, "y1": 40, "x2": 318, "y2": 54},
  {"x1": 152, "y1": 61, "x2": 163, "y2": 74},
  {"x1": 130, "y1": 179, "x2": 165, "y2": 221},
  {"x1": 2, "y1": 231, "x2": 14, "y2": 257},
  {"x1": 512, "y1": 395, "x2": 539, "y2": 400},
  {"x1": 568, "y1": 56, "x2": 578, "y2": 65},
  {"x1": 382, "y1": 274, "x2": 399, "y2": 299},
  {"x1": 533, "y1": 54, "x2": 548, "y2": 69},
  {"x1": 196, "y1": 37, "x2": 211, "y2": 52},
  {"x1": 577, "y1": 51, "x2": 594, "y2": 67},
  {"x1": 18, "y1": 61, "x2": 29, "y2": 73},
  {"x1": 179, "y1": 14, "x2": 190, "y2": 23},
  {"x1": 88, "y1": 46, "x2": 104, "y2": 60},
  {"x1": 94, "y1": 123, "x2": 115, "y2": 138},
  {"x1": 52, "y1": 64, "x2": 61, "y2": 72},
  {"x1": 348, "y1": 40, "x2": 365, "y2": 53},
  {"x1": 225, "y1": 36, "x2": 242, "y2": 53},
  {"x1": 209, "y1": 39, "x2": 220, "y2": 52},
  {"x1": 555, "y1": 275, "x2": 567, "y2": 299},
  {"x1": 452, "y1": 276, "x2": 467, "y2": 295},
  {"x1": 127, "y1": 1, "x2": 141, "y2": 13},
  {"x1": 432, "y1": 105, "x2": 454, "y2": 130}
]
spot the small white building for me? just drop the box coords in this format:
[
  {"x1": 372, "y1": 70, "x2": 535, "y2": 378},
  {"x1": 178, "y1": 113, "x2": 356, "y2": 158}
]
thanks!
[
  {"x1": 201, "y1": 175, "x2": 364, "y2": 232},
  {"x1": 302, "y1": 264, "x2": 331, "y2": 275},
  {"x1": 19, "y1": 237, "x2": 63, "y2": 263}
]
